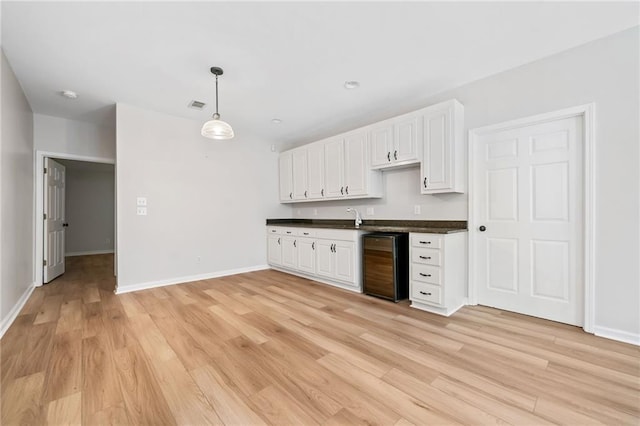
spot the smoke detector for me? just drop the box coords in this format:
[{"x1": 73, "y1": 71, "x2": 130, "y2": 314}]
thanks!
[{"x1": 188, "y1": 100, "x2": 207, "y2": 110}]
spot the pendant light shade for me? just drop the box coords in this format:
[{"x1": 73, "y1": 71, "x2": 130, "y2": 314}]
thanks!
[
  {"x1": 201, "y1": 113, "x2": 234, "y2": 140},
  {"x1": 201, "y1": 67, "x2": 234, "y2": 140}
]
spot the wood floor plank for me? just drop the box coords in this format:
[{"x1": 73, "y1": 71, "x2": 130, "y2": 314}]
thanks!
[
  {"x1": 1, "y1": 254, "x2": 638, "y2": 425},
  {"x1": 81, "y1": 332, "x2": 123, "y2": 421},
  {"x1": 113, "y1": 344, "x2": 176, "y2": 425},
  {"x1": 46, "y1": 392, "x2": 82, "y2": 426},
  {"x1": 42, "y1": 330, "x2": 82, "y2": 403}
]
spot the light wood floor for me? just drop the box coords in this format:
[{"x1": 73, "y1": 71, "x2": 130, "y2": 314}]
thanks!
[{"x1": 2, "y1": 254, "x2": 639, "y2": 425}]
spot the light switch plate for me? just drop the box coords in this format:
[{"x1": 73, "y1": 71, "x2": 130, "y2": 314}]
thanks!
[
  {"x1": 366, "y1": 207, "x2": 374, "y2": 216},
  {"x1": 137, "y1": 207, "x2": 147, "y2": 216},
  {"x1": 414, "y1": 205, "x2": 421, "y2": 215},
  {"x1": 137, "y1": 197, "x2": 147, "y2": 206}
]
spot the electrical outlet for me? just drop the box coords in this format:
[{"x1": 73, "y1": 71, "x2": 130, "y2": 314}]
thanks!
[
  {"x1": 366, "y1": 207, "x2": 374, "y2": 216},
  {"x1": 136, "y1": 197, "x2": 147, "y2": 206},
  {"x1": 414, "y1": 205, "x2": 421, "y2": 215},
  {"x1": 137, "y1": 207, "x2": 147, "y2": 216},
  {"x1": 313, "y1": 208, "x2": 318, "y2": 216}
]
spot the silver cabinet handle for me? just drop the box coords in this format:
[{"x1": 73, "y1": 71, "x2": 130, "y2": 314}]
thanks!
[
  {"x1": 294, "y1": 240, "x2": 297, "y2": 247},
  {"x1": 419, "y1": 241, "x2": 431, "y2": 245},
  {"x1": 304, "y1": 190, "x2": 307, "y2": 198},
  {"x1": 345, "y1": 186, "x2": 349, "y2": 195},
  {"x1": 394, "y1": 150, "x2": 398, "y2": 160},
  {"x1": 277, "y1": 238, "x2": 280, "y2": 244},
  {"x1": 423, "y1": 177, "x2": 427, "y2": 188},
  {"x1": 321, "y1": 189, "x2": 324, "y2": 197},
  {"x1": 419, "y1": 291, "x2": 432, "y2": 296},
  {"x1": 312, "y1": 242, "x2": 315, "y2": 250},
  {"x1": 419, "y1": 255, "x2": 431, "y2": 260},
  {"x1": 387, "y1": 152, "x2": 391, "y2": 162},
  {"x1": 303, "y1": 232, "x2": 309, "y2": 235},
  {"x1": 340, "y1": 187, "x2": 344, "y2": 195},
  {"x1": 419, "y1": 273, "x2": 432, "y2": 277},
  {"x1": 290, "y1": 192, "x2": 293, "y2": 199}
]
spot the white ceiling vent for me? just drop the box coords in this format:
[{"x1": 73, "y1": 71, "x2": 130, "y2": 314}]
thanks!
[{"x1": 188, "y1": 100, "x2": 206, "y2": 110}]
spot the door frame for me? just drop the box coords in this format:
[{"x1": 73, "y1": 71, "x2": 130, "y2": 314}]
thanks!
[
  {"x1": 467, "y1": 103, "x2": 596, "y2": 333},
  {"x1": 34, "y1": 150, "x2": 116, "y2": 287}
]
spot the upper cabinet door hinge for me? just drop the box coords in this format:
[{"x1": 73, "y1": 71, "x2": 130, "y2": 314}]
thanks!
[
  {"x1": 43, "y1": 259, "x2": 47, "y2": 266},
  {"x1": 43, "y1": 213, "x2": 47, "y2": 220},
  {"x1": 44, "y1": 167, "x2": 47, "y2": 174}
]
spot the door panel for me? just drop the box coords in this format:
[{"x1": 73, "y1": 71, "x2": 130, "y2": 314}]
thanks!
[
  {"x1": 370, "y1": 125, "x2": 392, "y2": 167},
  {"x1": 44, "y1": 158, "x2": 66, "y2": 283},
  {"x1": 395, "y1": 115, "x2": 419, "y2": 162},
  {"x1": 474, "y1": 116, "x2": 583, "y2": 326},
  {"x1": 334, "y1": 241, "x2": 355, "y2": 284},
  {"x1": 423, "y1": 108, "x2": 451, "y2": 190},
  {"x1": 343, "y1": 131, "x2": 367, "y2": 196},
  {"x1": 281, "y1": 237, "x2": 297, "y2": 269},
  {"x1": 279, "y1": 153, "x2": 293, "y2": 202},
  {"x1": 297, "y1": 238, "x2": 315, "y2": 274},
  {"x1": 307, "y1": 144, "x2": 325, "y2": 199},
  {"x1": 292, "y1": 148, "x2": 308, "y2": 200},
  {"x1": 324, "y1": 138, "x2": 344, "y2": 198},
  {"x1": 315, "y1": 240, "x2": 334, "y2": 278},
  {"x1": 267, "y1": 235, "x2": 282, "y2": 266}
]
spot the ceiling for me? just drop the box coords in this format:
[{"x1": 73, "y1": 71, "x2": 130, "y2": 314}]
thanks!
[
  {"x1": 2, "y1": 2, "x2": 638, "y2": 147},
  {"x1": 56, "y1": 159, "x2": 114, "y2": 173}
]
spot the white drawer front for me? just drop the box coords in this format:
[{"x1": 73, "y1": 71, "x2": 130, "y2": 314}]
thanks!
[
  {"x1": 281, "y1": 228, "x2": 298, "y2": 236},
  {"x1": 411, "y1": 248, "x2": 441, "y2": 266},
  {"x1": 267, "y1": 226, "x2": 284, "y2": 235},
  {"x1": 411, "y1": 264, "x2": 442, "y2": 286},
  {"x1": 411, "y1": 282, "x2": 442, "y2": 305},
  {"x1": 411, "y1": 234, "x2": 443, "y2": 249},
  {"x1": 298, "y1": 229, "x2": 316, "y2": 237}
]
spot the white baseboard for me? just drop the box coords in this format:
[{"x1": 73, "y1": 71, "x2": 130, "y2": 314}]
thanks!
[
  {"x1": 114, "y1": 264, "x2": 270, "y2": 295},
  {"x1": 593, "y1": 326, "x2": 640, "y2": 346},
  {"x1": 66, "y1": 249, "x2": 114, "y2": 257},
  {"x1": 0, "y1": 283, "x2": 36, "y2": 339}
]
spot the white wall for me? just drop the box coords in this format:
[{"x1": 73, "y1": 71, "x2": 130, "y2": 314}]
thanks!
[
  {"x1": 62, "y1": 162, "x2": 115, "y2": 255},
  {"x1": 0, "y1": 49, "x2": 34, "y2": 335},
  {"x1": 34, "y1": 113, "x2": 115, "y2": 160},
  {"x1": 116, "y1": 103, "x2": 289, "y2": 292},
  {"x1": 291, "y1": 27, "x2": 640, "y2": 339}
]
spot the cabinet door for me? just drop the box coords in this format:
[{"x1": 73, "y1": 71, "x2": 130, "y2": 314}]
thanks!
[
  {"x1": 267, "y1": 234, "x2": 282, "y2": 266},
  {"x1": 281, "y1": 236, "x2": 298, "y2": 269},
  {"x1": 422, "y1": 106, "x2": 452, "y2": 192},
  {"x1": 324, "y1": 138, "x2": 344, "y2": 198},
  {"x1": 395, "y1": 114, "x2": 420, "y2": 163},
  {"x1": 370, "y1": 124, "x2": 393, "y2": 168},
  {"x1": 344, "y1": 131, "x2": 368, "y2": 196},
  {"x1": 307, "y1": 143, "x2": 325, "y2": 199},
  {"x1": 315, "y1": 240, "x2": 334, "y2": 278},
  {"x1": 292, "y1": 148, "x2": 309, "y2": 200},
  {"x1": 297, "y1": 238, "x2": 316, "y2": 274},
  {"x1": 334, "y1": 241, "x2": 355, "y2": 284},
  {"x1": 279, "y1": 152, "x2": 293, "y2": 202}
]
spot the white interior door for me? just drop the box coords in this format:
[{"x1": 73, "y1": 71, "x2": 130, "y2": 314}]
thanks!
[
  {"x1": 473, "y1": 116, "x2": 584, "y2": 326},
  {"x1": 43, "y1": 158, "x2": 66, "y2": 283}
]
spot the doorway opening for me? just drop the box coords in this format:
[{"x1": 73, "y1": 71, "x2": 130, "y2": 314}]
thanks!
[{"x1": 35, "y1": 151, "x2": 116, "y2": 288}]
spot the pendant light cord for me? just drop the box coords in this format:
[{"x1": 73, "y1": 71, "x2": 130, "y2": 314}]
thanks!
[{"x1": 215, "y1": 74, "x2": 219, "y2": 116}]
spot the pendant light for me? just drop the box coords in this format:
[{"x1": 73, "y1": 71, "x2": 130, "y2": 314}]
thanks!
[{"x1": 201, "y1": 66, "x2": 234, "y2": 140}]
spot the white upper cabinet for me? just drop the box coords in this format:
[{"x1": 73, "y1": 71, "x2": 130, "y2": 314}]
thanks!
[
  {"x1": 370, "y1": 124, "x2": 394, "y2": 167},
  {"x1": 307, "y1": 143, "x2": 325, "y2": 199},
  {"x1": 279, "y1": 152, "x2": 293, "y2": 202},
  {"x1": 421, "y1": 99, "x2": 465, "y2": 194},
  {"x1": 323, "y1": 137, "x2": 345, "y2": 198},
  {"x1": 292, "y1": 148, "x2": 308, "y2": 200},
  {"x1": 370, "y1": 112, "x2": 421, "y2": 169},
  {"x1": 343, "y1": 130, "x2": 369, "y2": 196}
]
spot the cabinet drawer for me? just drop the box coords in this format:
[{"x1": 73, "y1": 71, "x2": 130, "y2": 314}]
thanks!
[
  {"x1": 267, "y1": 226, "x2": 284, "y2": 235},
  {"x1": 411, "y1": 282, "x2": 442, "y2": 305},
  {"x1": 411, "y1": 248, "x2": 441, "y2": 266},
  {"x1": 411, "y1": 234, "x2": 443, "y2": 249},
  {"x1": 411, "y1": 264, "x2": 441, "y2": 286},
  {"x1": 298, "y1": 229, "x2": 316, "y2": 237},
  {"x1": 281, "y1": 228, "x2": 298, "y2": 236}
]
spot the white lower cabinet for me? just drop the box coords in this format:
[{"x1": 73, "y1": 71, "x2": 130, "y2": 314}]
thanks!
[
  {"x1": 267, "y1": 226, "x2": 362, "y2": 292},
  {"x1": 409, "y1": 231, "x2": 467, "y2": 316}
]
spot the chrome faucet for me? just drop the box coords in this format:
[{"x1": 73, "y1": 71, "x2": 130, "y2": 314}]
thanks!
[{"x1": 347, "y1": 208, "x2": 363, "y2": 228}]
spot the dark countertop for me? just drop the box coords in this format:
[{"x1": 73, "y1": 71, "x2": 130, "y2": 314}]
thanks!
[{"x1": 266, "y1": 219, "x2": 467, "y2": 234}]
